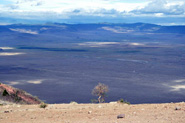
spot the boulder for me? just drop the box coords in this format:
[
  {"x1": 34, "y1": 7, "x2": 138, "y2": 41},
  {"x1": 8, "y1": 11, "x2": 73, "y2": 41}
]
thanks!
[{"x1": 117, "y1": 114, "x2": 125, "y2": 119}]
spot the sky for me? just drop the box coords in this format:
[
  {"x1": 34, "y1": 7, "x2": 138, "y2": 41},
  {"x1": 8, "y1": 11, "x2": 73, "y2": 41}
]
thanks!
[{"x1": 0, "y1": 0, "x2": 185, "y2": 25}]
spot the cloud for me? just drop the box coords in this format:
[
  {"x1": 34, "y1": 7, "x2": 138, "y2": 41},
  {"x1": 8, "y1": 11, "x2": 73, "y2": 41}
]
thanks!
[
  {"x1": 15, "y1": 0, "x2": 42, "y2": 4},
  {"x1": 66, "y1": 8, "x2": 123, "y2": 17},
  {"x1": 0, "y1": 0, "x2": 185, "y2": 24},
  {"x1": 0, "y1": 0, "x2": 145, "y2": 13},
  {"x1": 5, "y1": 4, "x2": 19, "y2": 10},
  {"x1": 31, "y1": 1, "x2": 43, "y2": 6},
  {"x1": 131, "y1": 0, "x2": 185, "y2": 16},
  {"x1": 1, "y1": 0, "x2": 185, "y2": 16}
]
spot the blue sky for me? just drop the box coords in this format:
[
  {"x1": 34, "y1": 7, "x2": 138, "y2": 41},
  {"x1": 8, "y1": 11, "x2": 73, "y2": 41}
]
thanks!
[{"x1": 0, "y1": 0, "x2": 185, "y2": 25}]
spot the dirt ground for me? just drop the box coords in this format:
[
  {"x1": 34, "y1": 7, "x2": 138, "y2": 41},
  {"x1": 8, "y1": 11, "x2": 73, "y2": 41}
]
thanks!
[{"x1": 0, "y1": 102, "x2": 184, "y2": 123}]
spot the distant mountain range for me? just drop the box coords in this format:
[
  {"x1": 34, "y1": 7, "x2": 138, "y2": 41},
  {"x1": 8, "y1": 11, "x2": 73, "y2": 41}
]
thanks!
[
  {"x1": 0, "y1": 23, "x2": 185, "y2": 46},
  {"x1": 1, "y1": 23, "x2": 185, "y2": 34}
]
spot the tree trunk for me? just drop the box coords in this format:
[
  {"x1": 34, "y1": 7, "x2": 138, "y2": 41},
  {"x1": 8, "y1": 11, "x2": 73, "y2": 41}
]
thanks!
[{"x1": 98, "y1": 95, "x2": 101, "y2": 103}]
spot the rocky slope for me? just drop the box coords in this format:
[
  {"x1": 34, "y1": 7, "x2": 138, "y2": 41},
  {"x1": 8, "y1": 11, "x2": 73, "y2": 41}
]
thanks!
[{"x1": 0, "y1": 83, "x2": 41, "y2": 105}]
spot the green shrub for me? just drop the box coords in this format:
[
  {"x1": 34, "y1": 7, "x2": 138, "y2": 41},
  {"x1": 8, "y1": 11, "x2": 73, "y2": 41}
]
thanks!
[
  {"x1": 40, "y1": 102, "x2": 47, "y2": 108},
  {"x1": 14, "y1": 95, "x2": 21, "y2": 102},
  {"x1": 2, "y1": 89, "x2": 9, "y2": 96},
  {"x1": 13, "y1": 90, "x2": 22, "y2": 102},
  {"x1": 118, "y1": 98, "x2": 130, "y2": 105},
  {"x1": 119, "y1": 98, "x2": 124, "y2": 103}
]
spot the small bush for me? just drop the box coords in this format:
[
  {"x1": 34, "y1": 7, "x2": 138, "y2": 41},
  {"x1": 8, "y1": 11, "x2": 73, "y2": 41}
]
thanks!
[
  {"x1": 119, "y1": 98, "x2": 124, "y2": 103},
  {"x1": 2, "y1": 89, "x2": 9, "y2": 96},
  {"x1": 13, "y1": 91, "x2": 22, "y2": 102},
  {"x1": 91, "y1": 99, "x2": 98, "y2": 103},
  {"x1": 40, "y1": 102, "x2": 47, "y2": 108},
  {"x1": 118, "y1": 98, "x2": 130, "y2": 105},
  {"x1": 14, "y1": 95, "x2": 21, "y2": 102}
]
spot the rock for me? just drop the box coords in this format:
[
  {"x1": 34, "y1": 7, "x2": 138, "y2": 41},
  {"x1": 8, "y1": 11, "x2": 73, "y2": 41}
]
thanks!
[
  {"x1": 98, "y1": 105, "x2": 102, "y2": 108},
  {"x1": 17, "y1": 105, "x2": 21, "y2": 108},
  {"x1": 109, "y1": 102, "x2": 117, "y2": 104},
  {"x1": 4, "y1": 111, "x2": 9, "y2": 113},
  {"x1": 70, "y1": 102, "x2": 78, "y2": 105},
  {"x1": 88, "y1": 111, "x2": 92, "y2": 114},
  {"x1": 175, "y1": 107, "x2": 181, "y2": 110},
  {"x1": 117, "y1": 114, "x2": 125, "y2": 119}
]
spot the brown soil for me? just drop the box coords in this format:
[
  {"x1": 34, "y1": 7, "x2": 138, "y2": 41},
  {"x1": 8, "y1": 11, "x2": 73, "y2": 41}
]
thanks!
[{"x1": 0, "y1": 102, "x2": 184, "y2": 123}]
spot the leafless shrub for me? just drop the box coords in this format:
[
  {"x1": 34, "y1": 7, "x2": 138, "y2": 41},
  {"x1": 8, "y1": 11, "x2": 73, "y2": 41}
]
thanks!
[{"x1": 92, "y1": 83, "x2": 109, "y2": 103}]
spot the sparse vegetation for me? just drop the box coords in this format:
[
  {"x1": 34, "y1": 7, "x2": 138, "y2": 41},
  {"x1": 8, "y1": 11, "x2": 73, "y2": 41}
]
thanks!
[
  {"x1": 92, "y1": 83, "x2": 109, "y2": 103},
  {"x1": 2, "y1": 89, "x2": 9, "y2": 96},
  {"x1": 91, "y1": 99, "x2": 98, "y2": 103},
  {"x1": 118, "y1": 98, "x2": 130, "y2": 105},
  {"x1": 40, "y1": 102, "x2": 47, "y2": 108},
  {"x1": 14, "y1": 94, "x2": 21, "y2": 102}
]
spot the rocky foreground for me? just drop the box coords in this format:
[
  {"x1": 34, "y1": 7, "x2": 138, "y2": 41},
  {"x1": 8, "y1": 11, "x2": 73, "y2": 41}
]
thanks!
[{"x1": 0, "y1": 102, "x2": 184, "y2": 123}]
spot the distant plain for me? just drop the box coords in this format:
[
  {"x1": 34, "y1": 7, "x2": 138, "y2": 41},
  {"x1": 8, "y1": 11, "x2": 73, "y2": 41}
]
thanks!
[{"x1": 0, "y1": 23, "x2": 185, "y2": 104}]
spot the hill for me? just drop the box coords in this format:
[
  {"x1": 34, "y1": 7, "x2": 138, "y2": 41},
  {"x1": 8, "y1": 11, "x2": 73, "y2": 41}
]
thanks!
[
  {"x1": 0, "y1": 83, "x2": 41, "y2": 105},
  {"x1": 0, "y1": 23, "x2": 185, "y2": 46}
]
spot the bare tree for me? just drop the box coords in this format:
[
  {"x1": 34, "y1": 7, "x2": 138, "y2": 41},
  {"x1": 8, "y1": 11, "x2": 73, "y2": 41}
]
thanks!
[{"x1": 92, "y1": 83, "x2": 109, "y2": 103}]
